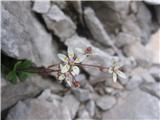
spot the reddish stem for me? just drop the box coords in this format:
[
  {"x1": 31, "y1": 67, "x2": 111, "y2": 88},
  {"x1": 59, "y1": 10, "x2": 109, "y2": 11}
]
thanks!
[
  {"x1": 47, "y1": 63, "x2": 60, "y2": 68},
  {"x1": 76, "y1": 63, "x2": 108, "y2": 70}
]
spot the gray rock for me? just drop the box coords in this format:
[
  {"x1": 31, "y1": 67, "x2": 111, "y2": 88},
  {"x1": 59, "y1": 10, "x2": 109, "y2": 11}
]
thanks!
[
  {"x1": 104, "y1": 87, "x2": 114, "y2": 94},
  {"x1": 141, "y1": 72, "x2": 155, "y2": 83},
  {"x1": 37, "y1": 89, "x2": 62, "y2": 103},
  {"x1": 115, "y1": 32, "x2": 138, "y2": 48},
  {"x1": 149, "y1": 66, "x2": 160, "y2": 81},
  {"x1": 125, "y1": 75, "x2": 143, "y2": 90},
  {"x1": 122, "y1": 16, "x2": 141, "y2": 39},
  {"x1": 72, "y1": 88, "x2": 91, "y2": 102},
  {"x1": 145, "y1": 29, "x2": 160, "y2": 64},
  {"x1": 84, "y1": 7, "x2": 112, "y2": 46},
  {"x1": 84, "y1": 7, "x2": 123, "y2": 57},
  {"x1": 136, "y1": 2, "x2": 152, "y2": 44},
  {"x1": 70, "y1": 1, "x2": 82, "y2": 14},
  {"x1": 65, "y1": 34, "x2": 114, "y2": 77},
  {"x1": 123, "y1": 41, "x2": 152, "y2": 63},
  {"x1": 140, "y1": 83, "x2": 160, "y2": 99},
  {"x1": 51, "y1": 1, "x2": 67, "y2": 10},
  {"x1": 2, "y1": 75, "x2": 63, "y2": 111},
  {"x1": 102, "y1": 89, "x2": 160, "y2": 119},
  {"x1": 130, "y1": 1, "x2": 138, "y2": 14},
  {"x1": 78, "y1": 107, "x2": 90, "y2": 119},
  {"x1": 86, "y1": 100, "x2": 96, "y2": 117},
  {"x1": 6, "y1": 90, "x2": 71, "y2": 120},
  {"x1": 32, "y1": 1, "x2": 51, "y2": 14},
  {"x1": 43, "y1": 4, "x2": 76, "y2": 41},
  {"x1": 84, "y1": 1, "x2": 130, "y2": 33},
  {"x1": 62, "y1": 94, "x2": 80, "y2": 119},
  {"x1": 96, "y1": 95, "x2": 116, "y2": 110},
  {"x1": 75, "y1": 74, "x2": 87, "y2": 87},
  {"x1": 2, "y1": 2, "x2": 58, "y2": 67}
]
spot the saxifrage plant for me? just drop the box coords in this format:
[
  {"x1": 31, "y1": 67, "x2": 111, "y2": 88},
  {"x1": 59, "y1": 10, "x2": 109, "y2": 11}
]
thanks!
[{"x1": 6, "y1": 47, "x2": 127, "y2": 88}]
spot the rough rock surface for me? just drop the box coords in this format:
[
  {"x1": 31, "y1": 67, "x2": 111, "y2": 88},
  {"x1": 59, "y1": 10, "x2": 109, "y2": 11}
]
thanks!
[
  {"x1": 72, "y1": 88, "x2": 91, "y2": 102},
  {"x1": 83, "y1": 1, "x2": 130, "y2": 33},
  {"x1": 2, "y1": 75, "x2": 63, "y2": 111},
  {"x1": 96, "y1": 95, "x2": 116, "y2": 110},
  {"x1": 84, "y1": 7, "x2": 112, "y2": 46},
  {"x1": 102, "y1": 89, "x2": 160, "y2": 120},
  {"x1": 6, "y1": 89, "x2": 71, "y2": 120},
  {"x1": 32, "y1": 1, "x2": 51, "y2": 14},
  {"x1": 1, "y1": 1, "x2": 160, "y2": 120},
  {"x1": 1, "y1": 2, "x2": 58, "y2": 67},
  {"x1": 62, "y1": 94, "x2": 80, "y2": 119},
  {"x1": 43, "y1": 4, "x2": 76, "y2": 41}
]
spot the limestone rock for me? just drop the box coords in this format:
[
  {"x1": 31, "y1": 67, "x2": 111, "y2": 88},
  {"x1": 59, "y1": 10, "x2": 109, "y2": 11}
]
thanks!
[
  {"x1": 83, "y1": 1, "x2": 130, "y2": 33},
  {"x1": 6, "y1": 90, "x2": 71, "y2": 120},
  {"x1": 84, "y1": 7, "x2": 112, "y2": 46},
  {"x1": 2, "y1": 75, "x2": 63, "y2": 111},
  {"x1": 102, "y1": 89, "x2": 160, "y2": 119},
  {"x1": 86, "y1": 100, "x2": 96, "y2": 117},
  {"x1": 43, "y1": 4, "x2": 76, "y2": 41},
  {"x1": 140, "y1": 83, "x2": 160, "y2": 99},
  {"x1": 145, "y1": 29, "x2": 160, "y2": 64},
  {"x1": 123, "y1": 41, "x2": 152, "y2": 63},
  {"x1": 96, "y1": 95, "x2": 116, "y2": 111},
  {"x1": 32, "y1": 1, "x2": 51, "y2": 14},
  {"x1": 62, "y1": 94, "x2": 80, "y2": 119},
  {"x1": 78, "y1": 107, "x2": 90, "y2": 119},
  {"x1": 72, "y1": 88, "x2": 91, "y2": 102},
  {"x1": 115, "y1": 32, "x2": 138, "y2": 48},
  {"x1": 1, "y1": 2, "x2": 58, "y2": 67}
]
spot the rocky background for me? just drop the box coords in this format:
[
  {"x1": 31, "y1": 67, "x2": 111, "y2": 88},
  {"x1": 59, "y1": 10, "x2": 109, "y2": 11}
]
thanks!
[{"x1": 1, "y1": 1, "x2": 160, "y2": 120}]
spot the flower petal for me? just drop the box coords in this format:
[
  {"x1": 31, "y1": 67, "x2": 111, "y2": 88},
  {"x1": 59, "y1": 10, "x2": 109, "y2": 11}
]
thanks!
[
  {"x1": 108, "y1": 67, "x2": 113, "y2": 73},
  {"x1": 74, "y1": 55, "x2": 86, "y2": 63},
  {"x1": 117, "y1": 70, "x2": 127, "y2": 79},
  {"x1": 59, "y1": 74, "x2": 65, "y2": 80},
  {"x1": 66, "y1": 78, "x2": 72, "y2": 87},
  {"x1": 58, "y1": 54, "x2": 68, "y2": 63},
  {"x1": 61, "y1": 64, "x2": 70, "y2": 73},
  {"x1": 72, "y1": 66, "x2": 80, "y2": 75},
  {"x1": 113, "y1": 72, "x2": 117, "y2": 83},
  {"x1": 68, "y1": 48, "x2": 74, "y2": 59}
]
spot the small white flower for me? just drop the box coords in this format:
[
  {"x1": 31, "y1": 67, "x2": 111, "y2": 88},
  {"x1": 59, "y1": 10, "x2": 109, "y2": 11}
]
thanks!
[
  {"x1": 57, "y1": 48, "x2": 86, "y2": 76},
  {"x1": 108, "y1": 61, "x2": 127, "y2": 82}
]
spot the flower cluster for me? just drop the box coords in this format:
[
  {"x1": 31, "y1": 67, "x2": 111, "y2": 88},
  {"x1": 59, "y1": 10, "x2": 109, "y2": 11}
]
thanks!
[
  {"x1": 57, "y1": 48, "x2": 87, "y2": 87},
  {"x1": 55, "y1": 47, "x2": 127, "y2": 88}
]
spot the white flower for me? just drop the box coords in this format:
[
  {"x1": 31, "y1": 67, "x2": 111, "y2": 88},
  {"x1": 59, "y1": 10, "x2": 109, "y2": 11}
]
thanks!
[
  {"x1": 57, "y1": 48, "x2": 86, "y2": 82},
  {"x1": 108, "y1": 61, "x2": 127, "y2": 82}
]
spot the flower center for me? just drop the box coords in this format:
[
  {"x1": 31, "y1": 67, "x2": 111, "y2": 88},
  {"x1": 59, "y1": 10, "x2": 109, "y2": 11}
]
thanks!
[{"x1": 69, "y1": 58, "x2": 75, "y2": 65}]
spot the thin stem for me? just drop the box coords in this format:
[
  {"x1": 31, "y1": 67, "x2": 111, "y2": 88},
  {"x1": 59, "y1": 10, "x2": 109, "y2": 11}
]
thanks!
[
  {"x1": 69, "y1": 71, "x2": 76, "y2": 82},
  {"x1": 76, "y1": 63, "x2": 109, "y2": 70},
  {"x1": 47, "y1": 63, "x2": 60, "y2": 68}
]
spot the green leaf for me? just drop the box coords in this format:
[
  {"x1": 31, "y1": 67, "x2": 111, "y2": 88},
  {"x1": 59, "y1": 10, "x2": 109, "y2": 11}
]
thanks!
[
  {"x1": 6, "y1": 71, "x2": 17, "y2": 84},
  {"x1": 13, "y1": 61, "x2": 22, "y2": 71},
  {"x1": 20, "y1": 60, "x2": 32, "y2": 68},
  {"x1": 13, "y1": 60, "x2": 32, "y2": 71},
  {"x1": 17, "y1": 72, "x2": 31, "y2": 81}
]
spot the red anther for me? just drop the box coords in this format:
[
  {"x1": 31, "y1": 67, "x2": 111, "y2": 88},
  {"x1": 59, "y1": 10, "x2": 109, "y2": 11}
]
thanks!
[
  {"x1": 85, "y1": 47, "x2": 92, "y2": 54},
  {"x1": 73, "y1": 81, "x2": 80, "y2": 88}
]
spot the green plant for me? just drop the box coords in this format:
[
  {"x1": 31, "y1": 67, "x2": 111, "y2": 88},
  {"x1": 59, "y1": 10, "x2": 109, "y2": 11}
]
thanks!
[
  {"x1": 6, "y1": 60, "x2": 32, "y2": 84},
  {"x1": 5, "y1": 47, "x2": 127, "y2": 87}
]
